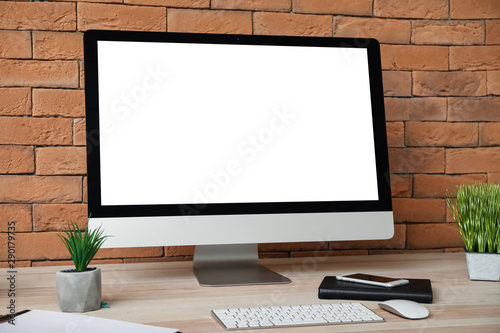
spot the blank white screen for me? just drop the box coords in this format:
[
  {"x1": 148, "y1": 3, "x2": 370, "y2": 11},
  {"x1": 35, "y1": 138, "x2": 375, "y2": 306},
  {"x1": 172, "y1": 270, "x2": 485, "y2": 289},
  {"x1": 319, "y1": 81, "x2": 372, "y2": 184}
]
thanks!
[{"x1": 97, "y1": 41, "x2": 378, "y2": 206}]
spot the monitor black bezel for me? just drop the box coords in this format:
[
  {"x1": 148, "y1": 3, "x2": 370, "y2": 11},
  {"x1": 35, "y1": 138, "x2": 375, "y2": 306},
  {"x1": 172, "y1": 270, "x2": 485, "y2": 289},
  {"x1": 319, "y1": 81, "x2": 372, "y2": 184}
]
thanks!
[{"x1": 84, "y1": 30, "x2": 392, "y2": 218}]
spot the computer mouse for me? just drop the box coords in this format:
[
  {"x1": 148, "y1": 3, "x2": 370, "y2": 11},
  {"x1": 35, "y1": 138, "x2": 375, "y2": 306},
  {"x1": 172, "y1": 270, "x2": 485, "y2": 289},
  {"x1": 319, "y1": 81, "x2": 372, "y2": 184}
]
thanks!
[{"x1": 378, "y1": 299, "x2": 429, "y2": 320}]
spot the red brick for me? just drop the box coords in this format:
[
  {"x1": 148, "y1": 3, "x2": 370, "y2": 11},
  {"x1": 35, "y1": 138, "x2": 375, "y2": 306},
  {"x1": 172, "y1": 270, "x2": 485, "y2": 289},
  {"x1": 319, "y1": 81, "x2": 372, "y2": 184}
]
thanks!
[
  {"x1": 334, "y1": 17, "x2": 410, "y2": 44},
  {"x1": 168, "y1": 9, "x2": 252, "y2": 34},
  {"x1": 332, "y1": 224, "x2": 406, "y2": 250},
  {"x1": 13, "y1": 232, "x2": 69, "y2": 261},
  {"x1": 413, "y1": 71, "x2": 486, "y2": 97},
  {"x1": 0, "y1": 232, "x2": 133, "y2": 265},
  {"x1": 83, "y1": 177, "x2": 88, "y2": 203},
  {"x1": 374, "y1": 0, "x2": 448, "y2": 19},
  {"x1": 391, "y1": 174, "x2": 412, "y2": 197},
  {"x1": 78, "y1": 3, "x2": 167, "y2": 32},
  {"x1": 293, "y1": 0, "x2": 372, "y2": 16},
  {"x1": 448, "y1": 97, "x2": 500, "y2": 121},
  {"x1": 0, "y1": 88, "x2": 31, "y2": 115},
  {"x1": 259, "y1": 242, "x2": 327, "y2": 252},
  {"x1": 33, "y1": 204, "x2": 88, "y2": 232},
  {"x1": 450, "y1": 0, "x2": 500, "y2": 19},
  {"x1": 33, "y1": 89, "x2": 85, "y2": 117},
  {"x1": 0, "y1": 60, "x2": 79, "y2": 88},
  {"x1": 165, "y1": 246, "x2": 195, "y2": 257},
  {"x1": 282, "y1": 247, "x2": 320, "y2": 257},
  {"x1": 0, "y1": 2, "x2": 76, "y2": 31},
  {"x1": 1, "y1": 229, "x2": 160, "y2": 261},
  {"x1": 0, "y1": 234, "x2": 7, "y2": 261},
  {"x1": 393, "y1": 198, "x2": 446, "y2": 223},
  {"x1": 74, "y1": 118, "x2": 86, "y2": 146},
  {"x1": 446, "y1": 148, "x2": 500, "y2": 173},
  {"x1": 260, "y1": 251, "x2": 290, "y2": 259},
  {"x1": 389, "y1": 148, "x2": 445, "y2": 173},
  {"x1": 487, "y1": 71, "x2": 500, "y2": 95},
  {"x1": 0, "y1": 261, "x2": 31, "y2": 268},
  {"x1": 405, "y1": 122, "x2": 478, "y2": 147},
  {"x1": 124, "y1": 0, "x2": 209, "y2": 7},
  {"x1": 124, "y1": 256, "x2": 187, "y2": 263},
  {"x1": 384, "y1": 97, "x2": 447, "y2": 121},
  {"x1": 414, "y1": 174, "x2": 487, "y2": 198},
  {"x1": 0, "y1": 145, "x2": 34, "y2": 174},
  {"x1": 71, "y1": 0, "x2": 122, "y2": 3},
  {"x1": 480, "y1": 122, "x2": 500, "y2": 146},
  {"x1": 370, "y1": 249, "x2": 444, "y2": 255},
  {"x1": 380, "y1": 45, "x2": 448, "y2": 71},
  {"x1": 0, "y1": 117, "x2": 72, "y2": 146},
  {"x1": 412, "y1": 20, "x2": 484, "y2": 45},
  {"x1": 384, "y1": 98, "x2": 410, "y2": 121},
  {"x1": 407, "y1": 223, "x2": 464, "y2": 249},
  {"x1": 33, "y1": 32, "x2": 83, "y2": 60},
  {"x1": 450, "y1": 46, "x2": 500, "y2": 70},
  {"x1": 35, "y1": 147, "x2": 87, "y2": 175},
  {"x1": 212, "y1": 0, "x2": 290, "y2": 11},
  {"x1": 0, "y1": 31, "x2": 31, "y2": 59},
  {"x1": 0, "y1": 204, "x2": 32, "y2": 232},
  {"x1": 80, "y1": 64, "x2": 85, "y2": 89},
  {"x1": 410, "y1": 97, "x2": 448, "y2": 121},
  {"x1": 291, "y1": 249, "x2": 368, "y2": 257},
  {"x1": 382, "y1": 71, "x2": 411, "y2": 97},
  {"x1": 32, "y1": 259, "x2": 123, "y2": 267},
  {"x1": 486, "y1": 20, "x2": 500, "y2": 44},
  {"x1": 488, "y1": 173, "x2": 500, "y2": 183},
  {"x1": 287, "y1": 245, "x2": 333, "y2": 257},
  {"x1": 253, "y1": 12, "x2": 332, "y2": 37},
  {"x1": 0, "y1": 175, "x2": 82, "y2": 203},
  {"x1": 285, "y1": 250, "x2": 316, "y2": 258},
  {"x1": 444, "y1": 248, "x2": 465, "y2": 253},
  {"x1": 386, "y1": 121, "x2": 404, "y2": 147},
  {"x1": 95, "y1": 247, "x2": 164, "y2": 259}
]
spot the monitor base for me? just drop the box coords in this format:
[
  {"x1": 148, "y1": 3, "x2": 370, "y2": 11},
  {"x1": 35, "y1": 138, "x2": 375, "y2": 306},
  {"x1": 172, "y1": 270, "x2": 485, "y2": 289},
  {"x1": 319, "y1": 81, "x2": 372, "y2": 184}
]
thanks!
[{"x1": 193, "y1": 244, "x2": 291, "y2": 287}]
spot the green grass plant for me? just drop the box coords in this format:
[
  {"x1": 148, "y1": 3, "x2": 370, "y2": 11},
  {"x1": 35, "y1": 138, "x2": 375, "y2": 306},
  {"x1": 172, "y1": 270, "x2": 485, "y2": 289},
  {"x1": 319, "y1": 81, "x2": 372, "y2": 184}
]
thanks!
[
  {"x1": 58, "y1": 220, "x2": 109, "y2": 271},
  {"x1": 446, "y1": 183, "x2": 500, "y2": 253}
]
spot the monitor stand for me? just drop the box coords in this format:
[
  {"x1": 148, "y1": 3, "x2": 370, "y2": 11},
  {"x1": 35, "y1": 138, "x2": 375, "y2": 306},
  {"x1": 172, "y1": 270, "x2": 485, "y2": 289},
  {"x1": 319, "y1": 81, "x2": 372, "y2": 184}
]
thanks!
[{"x1": 193, "y1": 244, "x2": 291, "y2": 287}]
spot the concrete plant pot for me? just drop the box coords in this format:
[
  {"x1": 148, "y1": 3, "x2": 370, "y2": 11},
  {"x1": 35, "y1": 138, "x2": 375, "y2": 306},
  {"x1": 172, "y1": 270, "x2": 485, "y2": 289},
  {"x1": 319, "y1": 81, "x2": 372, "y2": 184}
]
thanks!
[
  {"x1": 465, "y1": 252, "x2": 500, "y2": 281},
  {"x1": 56, "y1": 267, "x2": 102, "y2": 312}
]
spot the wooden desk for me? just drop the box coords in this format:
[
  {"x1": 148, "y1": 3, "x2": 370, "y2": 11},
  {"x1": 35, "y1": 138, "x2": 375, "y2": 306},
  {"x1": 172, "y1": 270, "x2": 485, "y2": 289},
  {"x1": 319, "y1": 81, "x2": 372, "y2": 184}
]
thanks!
[{"x1": 7, "y1": 253, "x2": 500, "y2": 332}]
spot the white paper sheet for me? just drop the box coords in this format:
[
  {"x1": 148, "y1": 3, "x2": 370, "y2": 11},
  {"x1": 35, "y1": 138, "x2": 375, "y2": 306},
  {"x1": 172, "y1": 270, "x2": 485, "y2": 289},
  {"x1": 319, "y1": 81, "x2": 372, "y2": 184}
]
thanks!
[{"x1": 0, "y1": 309, "x2": 178, "y2": 333}]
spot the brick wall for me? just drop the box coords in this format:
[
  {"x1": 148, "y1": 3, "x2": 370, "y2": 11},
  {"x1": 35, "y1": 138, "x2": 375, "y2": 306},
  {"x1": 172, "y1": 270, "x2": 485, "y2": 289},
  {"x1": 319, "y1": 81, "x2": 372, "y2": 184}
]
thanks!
[{"x1": 0, "y1": 0, "x2": 499, "y2": 267}]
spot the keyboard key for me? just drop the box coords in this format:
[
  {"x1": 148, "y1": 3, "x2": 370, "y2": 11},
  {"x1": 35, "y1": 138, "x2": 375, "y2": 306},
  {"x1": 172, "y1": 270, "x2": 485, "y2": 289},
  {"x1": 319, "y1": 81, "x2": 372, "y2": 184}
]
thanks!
[{"x1": 212, "y1": 302, "x2": 384, "y2": 330}]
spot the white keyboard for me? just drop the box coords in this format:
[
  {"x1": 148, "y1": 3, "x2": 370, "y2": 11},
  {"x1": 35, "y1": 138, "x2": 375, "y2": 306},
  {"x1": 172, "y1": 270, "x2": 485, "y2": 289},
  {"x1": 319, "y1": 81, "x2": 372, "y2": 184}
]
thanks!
[{"x1": 212, "y1": 302, "x2": 384, "y2": 330}]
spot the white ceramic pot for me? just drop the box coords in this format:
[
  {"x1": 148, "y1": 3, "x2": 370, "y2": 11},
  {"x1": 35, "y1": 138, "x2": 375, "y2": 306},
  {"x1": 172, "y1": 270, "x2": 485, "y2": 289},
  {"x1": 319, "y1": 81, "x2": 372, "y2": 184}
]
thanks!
[
  {"x1": 56, "y1": 267, "x2": 102, "y2": 312},
  {"x1": 465, "y1": 252, "x2": 500, "y2": 281}
]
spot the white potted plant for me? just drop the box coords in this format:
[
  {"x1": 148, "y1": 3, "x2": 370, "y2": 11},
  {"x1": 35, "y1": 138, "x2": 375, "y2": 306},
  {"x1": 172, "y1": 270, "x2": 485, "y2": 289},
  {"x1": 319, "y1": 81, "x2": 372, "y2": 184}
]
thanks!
[
  {"x1": 56, "y1": 220, "x2": 109, "y2": 312},
  {"x1": 447, "y1": 183, "x2": 500, "y2": 281}
]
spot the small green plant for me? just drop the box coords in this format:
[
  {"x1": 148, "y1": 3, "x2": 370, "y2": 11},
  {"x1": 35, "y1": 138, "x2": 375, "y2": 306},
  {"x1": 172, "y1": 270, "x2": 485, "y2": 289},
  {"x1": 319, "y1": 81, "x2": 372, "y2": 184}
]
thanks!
[
  {"x1": 446, "y1": 183, "x2": 500, "y2": 253},
  {"x1": 58, "y1": 220, "x2": 109, "y2": 271}
]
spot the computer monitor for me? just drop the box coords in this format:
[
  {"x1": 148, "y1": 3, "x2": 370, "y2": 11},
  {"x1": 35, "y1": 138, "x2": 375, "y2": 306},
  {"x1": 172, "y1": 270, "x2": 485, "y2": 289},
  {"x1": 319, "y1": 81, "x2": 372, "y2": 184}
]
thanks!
[{"x1": 84, "y1": 31, "x2": 393, "y2": 286}]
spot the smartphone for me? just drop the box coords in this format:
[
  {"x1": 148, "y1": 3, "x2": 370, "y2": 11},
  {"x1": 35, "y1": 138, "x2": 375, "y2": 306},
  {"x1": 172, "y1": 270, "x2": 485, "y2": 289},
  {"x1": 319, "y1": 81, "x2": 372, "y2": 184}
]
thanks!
[{"x1": 336, "y1": 273, "x2": 409, "y2": 288}]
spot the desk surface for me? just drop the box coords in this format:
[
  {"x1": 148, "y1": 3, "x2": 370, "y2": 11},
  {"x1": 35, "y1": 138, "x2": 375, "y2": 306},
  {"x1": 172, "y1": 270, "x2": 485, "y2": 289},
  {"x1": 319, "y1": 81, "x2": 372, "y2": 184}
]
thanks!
[{"x1": 7, "y1": 252, "x2": 500, "y2": 332}]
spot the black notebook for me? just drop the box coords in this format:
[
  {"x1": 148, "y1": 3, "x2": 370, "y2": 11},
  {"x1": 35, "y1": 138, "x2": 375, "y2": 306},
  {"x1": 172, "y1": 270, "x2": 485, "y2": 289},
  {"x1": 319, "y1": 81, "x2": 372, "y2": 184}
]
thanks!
[{"x1": 318, "y1": 276, "x2": 433, "y2": 303}]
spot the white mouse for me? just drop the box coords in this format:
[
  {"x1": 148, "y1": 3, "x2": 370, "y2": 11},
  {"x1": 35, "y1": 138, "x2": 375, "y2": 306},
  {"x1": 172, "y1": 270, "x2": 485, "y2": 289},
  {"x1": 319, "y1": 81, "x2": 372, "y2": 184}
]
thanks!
[{"x1": 378, "y1": 299, "x2": 429, "y2": 319}]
